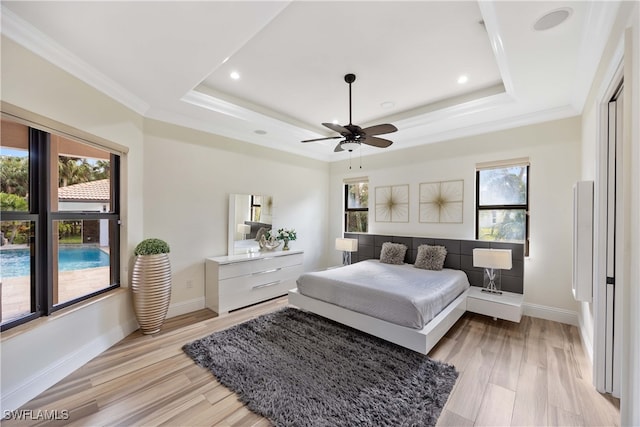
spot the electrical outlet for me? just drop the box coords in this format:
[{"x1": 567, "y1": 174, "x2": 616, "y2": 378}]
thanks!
[{"x1": 186, "y1": 280, "x2": 193, "y2": 289}]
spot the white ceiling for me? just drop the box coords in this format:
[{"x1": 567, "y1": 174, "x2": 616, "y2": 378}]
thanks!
[{"x1": 1, "y1": 1, "x2": 621, "y2": 162}]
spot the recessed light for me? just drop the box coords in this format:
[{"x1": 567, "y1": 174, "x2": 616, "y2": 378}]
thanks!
[
  {"x1": 332, "y1": 119, "x2": 340, "y2": 124},
  {"x1": 230, "y1": 71, "x2": 240, "y2": 80},
  {"x1": 457, "y1": 75, "x2": 468, "y2": 84},
  {"x1": 254, "y1": 130, "x2": 267, "y2": 135},
  {"x1": 534, "y1": 8, "x2": 572, "y2": 31},
  {"x1": 380, "y1": 101, "x2": 395, "y2": 109}
]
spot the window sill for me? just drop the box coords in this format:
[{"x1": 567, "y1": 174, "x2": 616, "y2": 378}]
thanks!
[{"x1": 1, "y1": 288, "x2": 128, "y2": 342}]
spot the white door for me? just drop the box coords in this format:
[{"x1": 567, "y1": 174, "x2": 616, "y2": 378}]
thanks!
[{"x1": 602, "y1": 83, "x2": 623, "y2": 397}]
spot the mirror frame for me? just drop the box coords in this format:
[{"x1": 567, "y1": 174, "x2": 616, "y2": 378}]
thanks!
[{"x1": 227, "y1": 193, "x2": 273, "y2": 255}]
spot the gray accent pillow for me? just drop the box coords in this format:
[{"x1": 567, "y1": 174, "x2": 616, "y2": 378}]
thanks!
[
  {"x1": 379, "y1": 242, "x2": 408, "y2": 265},
  {"x1": 414, "y1": 244, "x2": 447, "y2": 270}
]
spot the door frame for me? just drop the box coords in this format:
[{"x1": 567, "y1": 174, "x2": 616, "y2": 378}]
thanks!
[{"x1": 594, "y1": 56, "x2": 624, "y2": 396}]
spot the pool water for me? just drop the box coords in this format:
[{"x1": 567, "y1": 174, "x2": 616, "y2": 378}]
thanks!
[{"x1": 0, "y1": 246, "x2": 110, "y2": 278}]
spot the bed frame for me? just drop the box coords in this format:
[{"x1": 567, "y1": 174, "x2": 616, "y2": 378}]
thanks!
[{"x1": 288, "y1": 234, "x2": 524, "y2": 355}]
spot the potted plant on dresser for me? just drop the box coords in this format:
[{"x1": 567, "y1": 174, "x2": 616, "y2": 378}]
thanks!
[{"x1": 131, "y1": 238, "x2": 172, "y2": 334}]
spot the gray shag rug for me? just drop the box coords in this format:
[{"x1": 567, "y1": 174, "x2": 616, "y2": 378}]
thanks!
[{"x1": 182, "y1": 307, "x2": 458, "y2": 427}]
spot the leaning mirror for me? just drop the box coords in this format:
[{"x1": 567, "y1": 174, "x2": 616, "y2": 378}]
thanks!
[{"x1": 228, "y1": 193, "x2": 274, "y2": 255}]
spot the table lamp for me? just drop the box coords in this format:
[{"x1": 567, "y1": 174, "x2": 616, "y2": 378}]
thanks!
[
  {"x1": 237, "y1": 224, "x2": 250, "y2": 240},
  {"x1": 335, "y1": 238, "x2": 358, "y2": 265},
  {"x1": 472, "y1": 248, "x2": 512, "y2": 294}
]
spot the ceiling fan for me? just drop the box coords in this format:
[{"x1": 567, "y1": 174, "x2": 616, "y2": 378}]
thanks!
[{"x1": 301, "y1": 73, "x2": 397, "y2": 152}]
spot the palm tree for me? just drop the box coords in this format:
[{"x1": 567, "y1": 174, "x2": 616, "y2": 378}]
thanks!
[
  {"x1": 0, "y1": 156, "x2": 29, "y2": 197},
  {"x1": 58, "y1": 156, "x2": 92, "y2": 187},
  {"x1": 92, "y1": 160, "x2": 110, "y2": 180}
]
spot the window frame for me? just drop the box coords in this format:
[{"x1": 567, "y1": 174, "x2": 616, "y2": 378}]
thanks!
[
  {"x1": 1, "y1": 124, "x2": 121, "y2": 331},
  {"x1": 344, "y1": 182, "x2": 369, "y2": 233},
  {"x1": 475, "y1": 164, "x2": 530, "y2": 255}
]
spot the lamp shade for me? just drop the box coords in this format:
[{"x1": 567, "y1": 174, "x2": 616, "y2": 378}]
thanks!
[
  {"x1": 237, "y1": 224, "x2": 251, "y2": 234},
  {"x1": 473, "y1": 248, "x2": 512, "y2": 270},
  {"x1": 341, "y1": 141, "x2": 360, "y2": 152},
  {"x1": 335, "y1": 238, "x2": 358, "y2": 252}
]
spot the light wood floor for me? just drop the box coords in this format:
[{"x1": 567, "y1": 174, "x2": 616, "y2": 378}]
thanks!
[{"x1": 5, "y1": 296, "x2": 620, "y2": 426}]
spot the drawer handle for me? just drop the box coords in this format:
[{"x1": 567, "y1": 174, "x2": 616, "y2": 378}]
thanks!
[
  {"x1": 252, "y1": 280, "x2": 281, "y2": 290},
  {"x1": 252, "y1": 268, "x2": 281, "y2": 276}
]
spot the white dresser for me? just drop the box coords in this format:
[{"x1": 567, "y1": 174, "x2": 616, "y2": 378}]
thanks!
[{"x1": 205, "y1": 250, "x2": 304, "y2": 314}]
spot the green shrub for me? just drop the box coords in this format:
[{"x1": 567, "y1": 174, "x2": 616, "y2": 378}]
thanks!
[{"x1": 134, "y1": 238, "x2": 170, "y2": 256}]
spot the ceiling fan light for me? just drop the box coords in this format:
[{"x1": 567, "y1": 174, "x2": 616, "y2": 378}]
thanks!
[{"x1": 341, "y1": 141, "x2": 360, "y2": 152}]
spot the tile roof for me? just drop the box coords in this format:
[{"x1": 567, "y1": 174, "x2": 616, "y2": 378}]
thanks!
[{"x1": 58, "y1": 179, "x2": 110, "y2": 202}]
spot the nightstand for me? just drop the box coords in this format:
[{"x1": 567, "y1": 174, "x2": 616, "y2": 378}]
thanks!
[{"x1": 466, "y1": 286, "x2": 524, "y2": 322}]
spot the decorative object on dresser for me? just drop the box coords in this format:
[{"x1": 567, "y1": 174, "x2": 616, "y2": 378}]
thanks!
[
  {"x1": 205, "y1": 250, "x2": 303, "y2": 314},
  {"x1": 131, "y1": 238, "x2": 172, "y2": 334},
  {"x1": 419, "y1": 179, "x2": 464, "y2": 223},
  {"x1": 274, "y1": 227, "x2": 296, "y2": 251},
  {"x1": 183, "y1": 307, "x2": 457, "y2": 427},
  {"x1": 258, "y1": 234, "x2": 281, "y2": 251},
  {"x1": 472, "y1": 248, "x2": 512, "y2": 294},
  {"x1": 335, "y1": 237, "x2": 358, "y2": 265}
]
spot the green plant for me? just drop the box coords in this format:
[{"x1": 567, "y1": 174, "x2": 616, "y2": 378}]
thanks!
[
  {"x1": 274, "y1": 228, "x2": 297, "y2": 241},
  {"x1": 134, "y1": 238, "x2": 170, "y2": 256}
]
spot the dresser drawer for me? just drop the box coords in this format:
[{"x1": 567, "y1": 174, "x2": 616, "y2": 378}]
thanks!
[
  {"x1": 220, "y1": 264, "x2": 302, "y2": 295},
  {"x1": 218, "y1": 265, "x2": 303, "y2": 312},
  {"x1": 218, "y1": 252, "x2": 304, "y2": 280}
]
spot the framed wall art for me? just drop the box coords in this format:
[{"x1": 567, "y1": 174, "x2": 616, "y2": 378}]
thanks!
[
  {"x1": 419, "y1": 180, "x2": 463, "y2": 223},
  {"x1": 375, "y1": 184, "x2": 409, "y2": 223}
]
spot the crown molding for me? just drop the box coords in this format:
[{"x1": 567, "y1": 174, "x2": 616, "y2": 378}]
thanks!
[
  {"x1": 571, "y1": 1, "x2": 622, "y2": 112},
  {"x1": 356, "y1": 103, "x2": 580, "y2": 159},
  {"x1": 478, "y1": 1, "x2": 516, "y2": 97},
  {"x1": 1, "y1": 6, "x2": 149, "y2": 116}
]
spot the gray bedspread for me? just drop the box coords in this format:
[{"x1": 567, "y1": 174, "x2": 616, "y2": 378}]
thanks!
[{"x1": 296, "y1": 259, "x2": 470, "y2": 329}]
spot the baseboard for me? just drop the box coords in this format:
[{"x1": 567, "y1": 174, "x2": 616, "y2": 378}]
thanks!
[
  {"x1": 166, "y1": 297, "x2": 205, "y2": 319},
  {"x1": 522, "y1": 302, "x2": 579, "y2": 326},
  {"x1": 1, "y1": 317, "x2": 138, "y2": 413},
  {"x1": 577, "y1": 312, "x2": 594, "y2": 364}
]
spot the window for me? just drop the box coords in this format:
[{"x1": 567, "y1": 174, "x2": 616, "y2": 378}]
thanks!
[
  {"x1": 0, "y1": 118, "x2": 121, "y2": 331},
  {"x1": 476, "y1": 159, "x2": 529, "y2": 254},
  {"x1": 344, "y1": 179, "x2": 368, "y2": 233}
]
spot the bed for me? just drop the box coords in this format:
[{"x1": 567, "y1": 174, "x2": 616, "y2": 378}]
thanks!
[
  {"x1": 288, "y1": 235, "x2": 524, "y2": 354},
  {"x1": 296, "y1": 260, "x2": 469, "y2": 329}
]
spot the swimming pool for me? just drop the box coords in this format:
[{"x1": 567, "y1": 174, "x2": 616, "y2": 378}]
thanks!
[{"x1": 0, "y1": 246, "x2": 110, "y2": 278}]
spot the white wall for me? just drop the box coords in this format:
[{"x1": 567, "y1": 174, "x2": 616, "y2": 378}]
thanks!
[
  {"x1": 330, "y1": 117, "x2": 582, "y2": 315},
  {"x1": 1, "y1": 37, "x2": 144, "y2": 411},
  {"x1": 142, "y1": 119, "x2": 330, "y2": 315}
]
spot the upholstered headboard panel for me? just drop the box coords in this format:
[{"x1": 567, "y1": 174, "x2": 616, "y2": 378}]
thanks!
[{"x1": 343, "y1": 233, "x2": 525, "y2": 294}]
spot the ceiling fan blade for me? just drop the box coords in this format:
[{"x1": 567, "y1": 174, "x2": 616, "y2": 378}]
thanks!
[
  {"x1": 334, "y1": 142, "x2": 344, "y2": 152},
  {"x1": 322, "y1": 122, "x2": 352, "y2": 136},
  {"x1": 361, "y1": 123, "x2": 398, "y2": 136},
  {"x1": 301, "y1": 136, "x2": 342, "y2": 143},
  {"x1": 361, "y1": 136, "x2": 393, "y2": 148}
]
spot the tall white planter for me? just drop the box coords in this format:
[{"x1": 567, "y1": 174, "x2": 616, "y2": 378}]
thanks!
[{"x1": 131, "y1": 253, "x2": 171, "y2": 334}]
